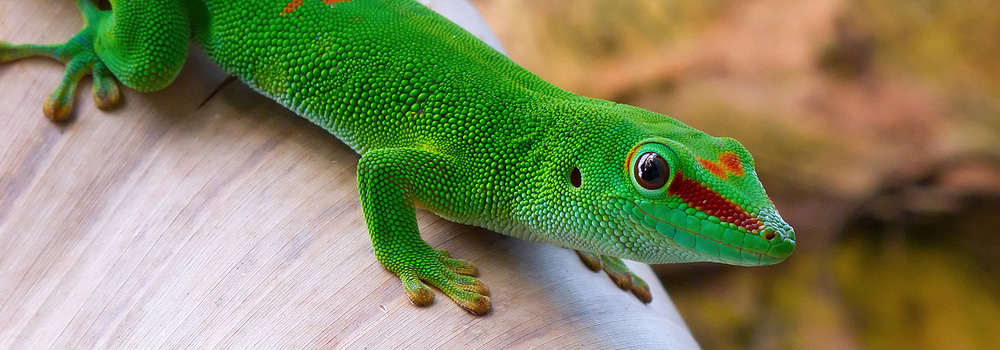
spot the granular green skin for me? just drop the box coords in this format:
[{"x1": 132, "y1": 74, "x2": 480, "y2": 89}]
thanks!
[{"x1": 1, "y1": 0, "x2": 796, "y2": 314}]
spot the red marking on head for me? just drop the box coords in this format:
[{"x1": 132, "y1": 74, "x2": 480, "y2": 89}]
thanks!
[
  {"x1": 698, "y1": 158, "x2": 728, "y2": 179},
  {"x1": 668, "y1": 173, "x2": 762, "y2": 232},
  {"x1": 697, "y1": 152, "x2": 745, "y2": 180},
  {"x1": 720, "y1": 152, "x2": 744, "y2": 177}
]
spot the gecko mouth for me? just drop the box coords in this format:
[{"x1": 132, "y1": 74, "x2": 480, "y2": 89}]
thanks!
[{"x1": 630, "y1": 200, "x2": 795, "y2": 266}]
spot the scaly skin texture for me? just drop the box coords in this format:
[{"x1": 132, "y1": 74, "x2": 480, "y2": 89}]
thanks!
[{"x1": 0, "y1": 0, "x2": 796, "y2": 315}]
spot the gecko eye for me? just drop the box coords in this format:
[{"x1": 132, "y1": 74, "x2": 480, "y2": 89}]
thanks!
[{"x1": 634, "y1": 152, "x2": 669, "y2": 190}]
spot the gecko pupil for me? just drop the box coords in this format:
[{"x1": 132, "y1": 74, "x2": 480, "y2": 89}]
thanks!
[{"x1": 635, "y1": 152, "x2": 669, "y2": 190}]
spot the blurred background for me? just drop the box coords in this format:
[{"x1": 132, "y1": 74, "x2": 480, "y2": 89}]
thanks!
[{"x1": 470, "y1": 0, "x2": 1000, "y2": 349}]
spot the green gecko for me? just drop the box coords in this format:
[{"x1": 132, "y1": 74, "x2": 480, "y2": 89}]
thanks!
[{"x1": 0, "y1": 0, "x2": 795, "y2": 315}]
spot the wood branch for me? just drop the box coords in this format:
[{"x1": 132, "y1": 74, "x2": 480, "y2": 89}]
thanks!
[{"x1": 0, "y1": 2, "x2": 697, "y2": 348}]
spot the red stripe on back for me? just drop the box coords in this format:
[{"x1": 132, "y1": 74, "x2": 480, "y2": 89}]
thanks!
[{"x1": 282, "y1": 0, "x2": 304, "y2": 16}]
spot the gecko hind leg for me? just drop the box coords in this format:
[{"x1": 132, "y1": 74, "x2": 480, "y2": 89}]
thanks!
[
  {"x1": 1, "y1": 0, "x2": 190, "y2": 122},
  {"x1": 575, "y1": 250, "x2": 653, "y2": 303},
  {"x1": 0, "y1": 0, "x2": 119, "y2": 122}
]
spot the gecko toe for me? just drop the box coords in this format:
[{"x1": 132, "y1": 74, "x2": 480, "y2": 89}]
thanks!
[
  {"x1": 577, "y1": 253, "x2": 655, "y2": 303},
  {"x1": 401, "y1": 273, "x2": 435, "y2": 306},
  {"x1": 456, "y1": 293, "x2": 491, "y2": 316},
  {"x1": 575, "y1": 250, "x2": 603, "y2": 271},
  {"x1": 629, "y1": 274, "x2": 653, "y2": 303},
  {"x1": 447, "y1": 272, "x2": 489, "y2": 295},
  {"x1": 92, "y1": 62, "x2": 121, "y2": 110},
  {"x1": 437, "y1": 253, "x2": 479, "y2": 276}
]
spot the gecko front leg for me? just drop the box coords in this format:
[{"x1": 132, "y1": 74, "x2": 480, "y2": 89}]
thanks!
[{"x1": 357, "y1": 147, "x2": 491, "y2": 315}]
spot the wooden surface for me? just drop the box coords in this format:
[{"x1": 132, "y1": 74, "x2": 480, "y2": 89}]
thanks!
[{"x1": 0, "y1": 2, "x2": 698, "y2": 349}]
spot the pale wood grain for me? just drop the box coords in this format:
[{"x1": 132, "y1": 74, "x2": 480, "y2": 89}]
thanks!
[{"x1": 0, "y1": 2, "x2": 698, "y2": 349}]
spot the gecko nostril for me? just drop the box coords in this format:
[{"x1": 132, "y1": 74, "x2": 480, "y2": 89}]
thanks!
[{"x1": 764, "y1": 231, "x2": 776, "y2": 241}]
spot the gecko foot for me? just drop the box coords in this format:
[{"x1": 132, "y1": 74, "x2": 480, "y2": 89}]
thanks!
[
  {"x1": 0, "y1": 0, "x2": 119, "y2": 122},
  {"x1": 575, "y1": 250, "x2": 653, "y2": 303},
  {"x1": 389, "y1": 249, "x2": 491, "y2": 315}
]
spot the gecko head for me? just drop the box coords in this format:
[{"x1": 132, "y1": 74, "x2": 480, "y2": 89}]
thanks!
[
  {"x1": 561, "y1": 108, "x2": 796, "y2": 266},
  {"x1": 612, "y1": 134, "x2": 795, "y2": 266}
]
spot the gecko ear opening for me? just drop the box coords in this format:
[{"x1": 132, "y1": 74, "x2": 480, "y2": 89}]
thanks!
[{"x1": 570, "y1": 167, "x2": 582, "y2": 188}]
